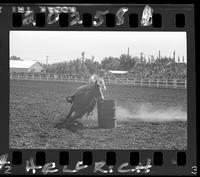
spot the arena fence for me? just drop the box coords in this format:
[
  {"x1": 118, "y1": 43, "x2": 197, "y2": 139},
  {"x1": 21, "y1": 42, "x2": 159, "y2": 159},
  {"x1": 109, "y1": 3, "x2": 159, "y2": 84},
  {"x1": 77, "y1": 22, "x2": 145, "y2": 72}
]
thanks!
[{"x1": 9, "y1": 73, "x2": 187, "y2": 89}]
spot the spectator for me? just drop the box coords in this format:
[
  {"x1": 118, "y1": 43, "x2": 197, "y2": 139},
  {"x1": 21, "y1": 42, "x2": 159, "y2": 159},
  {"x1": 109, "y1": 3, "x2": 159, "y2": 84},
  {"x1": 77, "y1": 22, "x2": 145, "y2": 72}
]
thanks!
[{"x1": 128, "y1": 58, "x2": 186, "y2": 80}]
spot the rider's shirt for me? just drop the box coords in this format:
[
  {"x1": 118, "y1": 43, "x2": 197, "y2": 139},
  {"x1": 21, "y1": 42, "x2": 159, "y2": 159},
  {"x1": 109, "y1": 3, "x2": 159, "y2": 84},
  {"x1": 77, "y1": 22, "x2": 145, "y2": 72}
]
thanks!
[{"x1": 89, "y1": 74, "x2": 106, "y2": 90}]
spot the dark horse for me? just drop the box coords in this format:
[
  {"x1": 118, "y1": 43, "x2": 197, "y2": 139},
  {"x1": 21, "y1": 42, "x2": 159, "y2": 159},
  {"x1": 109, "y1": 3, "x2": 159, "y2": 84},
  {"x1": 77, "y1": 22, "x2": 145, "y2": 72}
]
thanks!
[{"x1": 63, "y1": 81, "x2": 103, "y2": 125}]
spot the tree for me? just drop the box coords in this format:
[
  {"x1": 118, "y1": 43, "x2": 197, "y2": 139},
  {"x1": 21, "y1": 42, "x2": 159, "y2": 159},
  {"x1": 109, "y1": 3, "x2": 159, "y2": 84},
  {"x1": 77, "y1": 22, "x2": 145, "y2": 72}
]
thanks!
[
  {"x1": 10, "y1": 56, "x2": 22, "y2": 60},
  {"x1": 70, "y1": 64, "x2": 76, "y2": 74},
  {"x1": 44, "y1": 63, "x2": 57, "y2": 73},
  {"x1": 82, "y1": 64, "x2": 90, "y2": 75},
  {"x1": 118, "y1": 54, "x2": 136, "y2": 70},
  {"x1": 101, "y1": 57, "x2": 120, "y2": 70},
  {"x1": 73, "y1": 59, "x2": 82, "y2": 74},
  {"x1": 84, "y1": 59, "x2": 100, "y2": 74}
]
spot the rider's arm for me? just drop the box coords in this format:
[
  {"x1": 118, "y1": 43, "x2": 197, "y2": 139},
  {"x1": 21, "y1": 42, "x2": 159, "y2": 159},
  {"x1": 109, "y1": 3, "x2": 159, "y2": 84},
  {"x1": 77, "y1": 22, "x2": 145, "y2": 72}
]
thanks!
[
  {"x1": 100, "y1": 78, "x2": 106, "y2": 90},
  {"x1": 89, "y1": 74, "x2": 95, "y2": 84}
]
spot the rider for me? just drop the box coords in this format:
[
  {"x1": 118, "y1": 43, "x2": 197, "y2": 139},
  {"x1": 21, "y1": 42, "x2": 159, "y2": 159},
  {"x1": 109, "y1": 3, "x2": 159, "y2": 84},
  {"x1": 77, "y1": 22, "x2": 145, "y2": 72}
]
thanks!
[
  {"x1": 89, "y1": 69, "x2": 107, "y2": 99},
  {"x1": 66, "y1": 69, "x2": 107, "y2": 103}
]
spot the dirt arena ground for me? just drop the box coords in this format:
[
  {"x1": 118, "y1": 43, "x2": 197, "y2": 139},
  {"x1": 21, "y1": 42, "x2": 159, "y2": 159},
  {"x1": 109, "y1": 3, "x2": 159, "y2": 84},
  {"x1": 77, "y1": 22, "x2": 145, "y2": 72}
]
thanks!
[{"x1": 9, "y1": 80, "x2": 187, "y2": 149}]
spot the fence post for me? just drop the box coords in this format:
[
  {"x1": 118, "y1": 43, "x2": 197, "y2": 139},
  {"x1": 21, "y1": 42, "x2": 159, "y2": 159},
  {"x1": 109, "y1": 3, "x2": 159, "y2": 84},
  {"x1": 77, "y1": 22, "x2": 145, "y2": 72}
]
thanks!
[
  {"x1": 140, "y1": 78, "x2": 143, "y2": 86},
  {"x1": 157, "y1": 78, "x2": 159, "y2": 87},
  {"x1": 185, "y1": 79, "x2": 187, "y2": 89},
  {"x1": 173, "y1": 79, "x2": 177, "y2": 88},
  {"x1": 133, "y1": 78, "x2": 135, "y2": 85},
  {"x1": 18, "y1": 74, "x2": 19, "y2": 80},
  {"x1": 184, "y1": 79, "x2": 187, "y2": 89},
  {"x1": 128, "y1": 78, "x2": 131, "y2": 85},
  {"x1": 149, "y1": 78, "x2": 151, "y2": 87},
  {"x1": 166, "y1": 79, "x2": 168, "y2": 88}
]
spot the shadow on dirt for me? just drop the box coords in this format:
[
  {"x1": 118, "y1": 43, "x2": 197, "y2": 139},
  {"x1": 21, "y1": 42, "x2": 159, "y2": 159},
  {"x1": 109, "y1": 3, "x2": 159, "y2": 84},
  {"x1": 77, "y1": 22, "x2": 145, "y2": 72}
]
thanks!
[{"x1": 54, "y1": 120, "x2": 99, "y2": 133}]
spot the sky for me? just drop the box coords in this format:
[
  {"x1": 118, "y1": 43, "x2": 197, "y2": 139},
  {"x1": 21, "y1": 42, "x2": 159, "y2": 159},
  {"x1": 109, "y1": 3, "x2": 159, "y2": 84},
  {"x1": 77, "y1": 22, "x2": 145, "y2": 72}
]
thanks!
[{"x1": 10, "y1": 31, "x2": 187, "y2": 64}]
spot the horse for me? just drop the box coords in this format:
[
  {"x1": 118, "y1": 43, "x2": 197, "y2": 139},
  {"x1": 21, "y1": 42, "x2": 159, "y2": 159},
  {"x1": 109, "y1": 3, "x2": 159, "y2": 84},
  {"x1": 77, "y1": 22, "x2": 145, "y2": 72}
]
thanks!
[{"x1": 63, "y1": 81, "x2": 103, "y2": 125}]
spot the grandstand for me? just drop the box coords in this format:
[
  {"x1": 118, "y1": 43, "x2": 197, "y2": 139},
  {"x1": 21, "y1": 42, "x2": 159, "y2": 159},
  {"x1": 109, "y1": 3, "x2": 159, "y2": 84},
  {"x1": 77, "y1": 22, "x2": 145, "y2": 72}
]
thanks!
[{"x1": 128, "y1": 58, "x2": 187, "y2": 80}]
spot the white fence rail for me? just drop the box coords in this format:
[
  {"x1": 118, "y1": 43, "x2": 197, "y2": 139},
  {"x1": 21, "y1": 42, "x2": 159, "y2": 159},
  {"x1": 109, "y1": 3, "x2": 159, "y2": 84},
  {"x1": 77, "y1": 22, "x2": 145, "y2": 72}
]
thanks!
[{"x1": 10, "y1": 73, "x2": 187, "y2": 89}]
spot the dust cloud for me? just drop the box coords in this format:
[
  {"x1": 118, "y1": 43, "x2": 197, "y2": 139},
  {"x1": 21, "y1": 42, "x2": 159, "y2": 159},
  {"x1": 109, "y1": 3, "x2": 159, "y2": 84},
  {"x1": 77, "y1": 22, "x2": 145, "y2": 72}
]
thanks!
[{"x1": 116, "y1": 103, "x2": 187, "y2": 122}]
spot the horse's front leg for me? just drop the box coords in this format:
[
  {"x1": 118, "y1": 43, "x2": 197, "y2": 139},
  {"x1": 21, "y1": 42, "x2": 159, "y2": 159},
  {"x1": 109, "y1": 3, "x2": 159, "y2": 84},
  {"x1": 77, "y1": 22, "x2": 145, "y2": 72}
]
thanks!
[
  {"x1": 66, "y1": 107, "x2": 80, "y2": 121},
  {"x1": 66, "y1": 109, "x2": 72, "y2": 119},
  {"x1": 64, "y1": 107, "x2": 74, "y2": 123}
]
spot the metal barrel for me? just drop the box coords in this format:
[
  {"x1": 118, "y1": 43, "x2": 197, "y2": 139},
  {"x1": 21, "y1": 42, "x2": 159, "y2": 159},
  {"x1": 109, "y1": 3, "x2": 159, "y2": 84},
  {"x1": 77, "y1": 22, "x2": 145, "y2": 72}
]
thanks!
[{"x1": 97, "y1": 99, "x2": 116, "y2": 128}]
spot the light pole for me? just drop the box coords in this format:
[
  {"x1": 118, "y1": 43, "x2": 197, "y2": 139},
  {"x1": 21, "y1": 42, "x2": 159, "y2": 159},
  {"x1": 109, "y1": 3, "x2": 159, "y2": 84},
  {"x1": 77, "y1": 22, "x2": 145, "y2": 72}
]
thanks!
[
  {"x1": 46, "y1": 56, "x2": 48, "y2": 65},
  {"x1": 81, "y1": 52, "x2": 85, "y2": 74}
]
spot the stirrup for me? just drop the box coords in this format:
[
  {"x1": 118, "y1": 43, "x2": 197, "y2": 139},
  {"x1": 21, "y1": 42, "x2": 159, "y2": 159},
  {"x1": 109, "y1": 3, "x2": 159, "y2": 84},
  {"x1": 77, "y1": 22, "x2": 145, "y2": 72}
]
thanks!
[
  {"x1": 87, "y1": 111, "x2": 93, "y2": 116},
  {"x1": 66, "y1": 96, "x2": 73, "y2": 103}
]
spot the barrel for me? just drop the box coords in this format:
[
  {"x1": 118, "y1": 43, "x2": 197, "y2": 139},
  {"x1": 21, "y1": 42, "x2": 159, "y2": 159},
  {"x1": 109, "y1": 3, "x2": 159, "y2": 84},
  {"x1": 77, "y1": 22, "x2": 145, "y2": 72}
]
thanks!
[{"x1": 97, "y1": 99, "x2": 116, "y2": 128}]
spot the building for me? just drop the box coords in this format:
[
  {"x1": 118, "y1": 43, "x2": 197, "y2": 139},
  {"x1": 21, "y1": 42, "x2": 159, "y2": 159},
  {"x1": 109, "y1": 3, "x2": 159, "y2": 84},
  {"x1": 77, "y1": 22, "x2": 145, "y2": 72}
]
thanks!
[
  {"x1": 108, "y1": 70, "x2": 128, "y2": 74},
  {"x1": 10, "y1": 60, "x2": 45, "y2": 73},
  {"x1": 107, "y1": 70, "x2": 128, "y2": 78}
]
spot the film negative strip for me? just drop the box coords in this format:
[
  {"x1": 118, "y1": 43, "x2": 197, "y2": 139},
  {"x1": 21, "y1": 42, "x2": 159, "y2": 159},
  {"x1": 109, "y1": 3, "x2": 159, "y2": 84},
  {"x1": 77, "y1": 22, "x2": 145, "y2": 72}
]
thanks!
[{"x1": 0, "y1": 2, "x2": 197, "y2": 176}]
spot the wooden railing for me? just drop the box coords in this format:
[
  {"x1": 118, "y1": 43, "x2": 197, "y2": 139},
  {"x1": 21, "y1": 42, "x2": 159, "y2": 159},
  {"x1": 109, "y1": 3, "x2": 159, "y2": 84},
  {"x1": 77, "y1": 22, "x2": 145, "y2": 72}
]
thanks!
[{"x1": 10, "y1": 73, "x2": 187, "y2": 89}]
